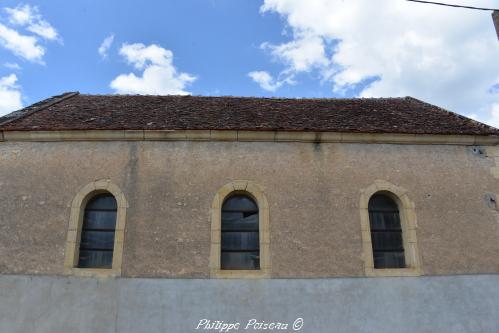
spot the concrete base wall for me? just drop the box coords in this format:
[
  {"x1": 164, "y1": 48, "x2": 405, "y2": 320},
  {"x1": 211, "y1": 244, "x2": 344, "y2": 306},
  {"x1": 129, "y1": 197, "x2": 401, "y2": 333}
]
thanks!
[{"x1": 1, "y1": 274, "x2": 499, "y2": 333}]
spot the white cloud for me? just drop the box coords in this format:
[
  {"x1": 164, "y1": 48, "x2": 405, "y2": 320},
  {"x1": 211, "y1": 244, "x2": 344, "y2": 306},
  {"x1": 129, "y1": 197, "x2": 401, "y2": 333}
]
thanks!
[
  {"x1": 0, "y1": 4, "x2": 60, "y2": 63},
  {"x1": 3, "y1": 62, "x2": 21, "y2": 70},
  {"x1": 483, "y1": 103, "x2": 499, "y2": 128},
  {"x1": 248, "y1": 70, "x2": 294, "y2": 92},
  {"x1": 5, "y1": 5, "x2": 31, "y2": 25},
  {"x1": 258, "y1": 0, "x2": 499, "y2": 124},
  {"x1": 110, "y1": 43, "x2": 196, "y2": 95},
  {"x1": 249, "y1": 71, "x2": 280, "y2": 91},
  {"x1": 5, "y1": 4, "x2": 59, "y2": 41},
  {"x1": 27, "y1": 20, "x2": 58, "y2": 41},
  {"x1": 119, "y1": 43, "x2": 173, "y2": 70},
  {"x1": 98, "y1": 34, "x2": 114, "y2": 59},
  {"x1": 0, "y1": 74, "x2": 22, "y2": 116},
  {"x1": 261, "y1": 34, "x2": 328, "y2": 73},
  {"x1": 0, "y1": 23, "x2": 45, "y2": 63}
]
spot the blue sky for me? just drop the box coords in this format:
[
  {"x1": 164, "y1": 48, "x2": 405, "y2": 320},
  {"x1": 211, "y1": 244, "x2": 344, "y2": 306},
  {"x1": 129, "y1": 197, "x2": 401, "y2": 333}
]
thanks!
[
  {"x1": 0, "y1": 1, "x2": 341, "y2": 103},
  {"x1": 0, "y1": 0, "x2": 498, "y2": 126}
]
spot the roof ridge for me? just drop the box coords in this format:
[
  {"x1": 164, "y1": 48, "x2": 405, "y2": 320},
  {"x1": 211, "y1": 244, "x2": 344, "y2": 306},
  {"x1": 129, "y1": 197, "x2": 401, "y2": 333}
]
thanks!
[
  {"x1": 0, "y1": 92, "x2": 79, "y2": 127},
  {"x1": 404, "y1": 96, "x2": 498, "y2": 131},
  {"x1": 76, "y1": 93, "x2": 407, "y2": 102}
]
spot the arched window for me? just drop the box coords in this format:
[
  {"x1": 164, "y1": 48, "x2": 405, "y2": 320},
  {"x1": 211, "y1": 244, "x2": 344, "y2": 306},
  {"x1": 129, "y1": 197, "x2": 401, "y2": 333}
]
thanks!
[
  {"x1": 221, "y1": 194, "x2": 259, "y2": 270},
  {"x1": 368, "y1": 193, "x2": 405, "y2": 269},
  {"x1": 78, "y1": 193, "x2": 117, "y2": 268}
]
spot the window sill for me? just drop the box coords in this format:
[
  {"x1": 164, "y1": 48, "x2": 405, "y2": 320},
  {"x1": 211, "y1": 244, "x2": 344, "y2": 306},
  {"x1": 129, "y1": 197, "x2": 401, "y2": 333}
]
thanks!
[
  {"x1": 210, "y1": 269, "x2": 270, "y2": 279},
  {"x1": 365, "y1": 267, "x2": 422, "y2": 277},
  {"x1": 64, "y1": 267, "x2": 121, "y2": 278}
]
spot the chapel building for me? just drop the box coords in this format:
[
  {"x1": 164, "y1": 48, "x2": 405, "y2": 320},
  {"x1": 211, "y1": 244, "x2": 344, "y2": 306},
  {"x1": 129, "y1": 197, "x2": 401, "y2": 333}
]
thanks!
[{"x1": 1, "y1": 93, "x2": 498, "y2": 332}]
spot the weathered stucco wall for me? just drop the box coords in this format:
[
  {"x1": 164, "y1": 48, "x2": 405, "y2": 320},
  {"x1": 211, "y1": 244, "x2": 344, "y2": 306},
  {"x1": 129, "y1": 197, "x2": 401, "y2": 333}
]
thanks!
[
  {"x1": 0, "y1": 140, "x2": 498, "y2": 277},
  {"x1": 1, "y1": 274, "x2": 499, "y2": 333}
]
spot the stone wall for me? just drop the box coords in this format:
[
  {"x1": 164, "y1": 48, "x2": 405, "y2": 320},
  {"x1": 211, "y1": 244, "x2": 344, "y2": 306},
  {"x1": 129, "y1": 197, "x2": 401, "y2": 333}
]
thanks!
[{"x1": 0, "y1": 140, "x2": 498, "y2": 277}]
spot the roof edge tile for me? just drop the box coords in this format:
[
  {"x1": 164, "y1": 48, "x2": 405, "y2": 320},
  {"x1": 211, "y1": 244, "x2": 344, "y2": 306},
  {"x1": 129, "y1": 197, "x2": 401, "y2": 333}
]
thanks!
[
  {"x1": 0, "y1": 92, "x2": 79, "y2": 127},
  {"x1": 404, "y1": 96, "x2": 497, "y2": 132}
]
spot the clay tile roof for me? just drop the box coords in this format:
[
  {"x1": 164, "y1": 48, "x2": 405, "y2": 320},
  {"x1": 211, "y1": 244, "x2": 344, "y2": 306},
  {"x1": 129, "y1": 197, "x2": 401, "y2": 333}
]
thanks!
[{"x1": 1, "y1": 92, "x2": 497, "y2": 135}]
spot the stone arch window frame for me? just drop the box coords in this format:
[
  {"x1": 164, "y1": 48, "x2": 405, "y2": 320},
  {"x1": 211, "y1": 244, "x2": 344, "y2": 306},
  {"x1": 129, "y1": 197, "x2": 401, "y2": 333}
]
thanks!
[
  {"x1": 64, "y1": 179, "x2": 128, "y2": 277},
  {"x1": 210, "y1": 180, "x2": 270, "y2": 278},
  {"x1": 360, "y1": 180, "x2": 422, "y2": 277}
]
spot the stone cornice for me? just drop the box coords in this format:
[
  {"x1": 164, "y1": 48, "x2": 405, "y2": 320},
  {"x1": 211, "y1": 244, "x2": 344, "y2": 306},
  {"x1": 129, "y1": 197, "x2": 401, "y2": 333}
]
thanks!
[{"x1": 1, "y1": 129, "x2": 498, "y2": 145}]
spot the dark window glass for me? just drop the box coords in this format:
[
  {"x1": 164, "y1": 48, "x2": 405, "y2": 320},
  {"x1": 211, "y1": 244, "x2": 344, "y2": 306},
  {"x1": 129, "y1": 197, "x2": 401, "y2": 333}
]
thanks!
[
  {"x1": 221, "y1": 252, "x2": 260, "y2": 270},
  {"x1": 221, "y1": 195, "x2": 259, "y2": 270},
  {"x1": 78, "y1": 193, "x2": 117, "y2": 269},
  {"x1": 221, "y1": 232, "x2": 259, "y2": 251},
  {"x1": 368, "y1": 194, "x2": 406, "y2": 269}
]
